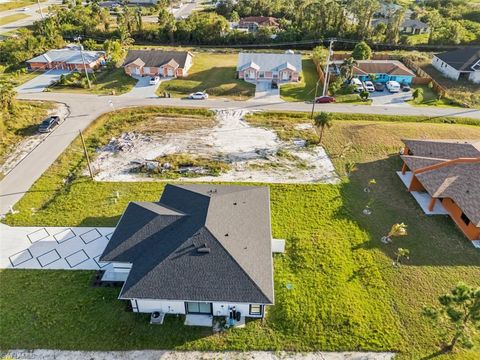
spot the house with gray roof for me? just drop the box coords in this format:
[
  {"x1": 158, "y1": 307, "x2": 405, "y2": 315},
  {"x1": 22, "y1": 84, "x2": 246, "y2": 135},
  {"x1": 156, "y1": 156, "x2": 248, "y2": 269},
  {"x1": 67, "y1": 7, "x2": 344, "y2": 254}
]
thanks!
[
  {"x1": 123, "y1": 50, "x2": 193, "y2": 78},
  {"x1": 26, "y1": 48, "x2": 105, "y2": 72},
  {"x1": 432, "y1": 47, "x2": 480, "y2": 84},
  {"x1": 99, "y1": 184, "x2": 276, "y2": 326},
  {"x1": 236, "y1": 52, "x2": 302, "y2": 82},
  {"x1": 398, "y1": 139, "x2": 480, "y2": 246}
]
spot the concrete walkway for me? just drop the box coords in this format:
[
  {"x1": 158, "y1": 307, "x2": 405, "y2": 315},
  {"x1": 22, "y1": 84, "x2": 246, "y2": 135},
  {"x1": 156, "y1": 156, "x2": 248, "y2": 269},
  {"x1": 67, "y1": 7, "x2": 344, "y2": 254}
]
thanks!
[
  {"x1": 5, "y1": 350, "x2": 396, "y2": 360},
  {"x1": 0, "y1": 223, "x2": 113, "y2": 269}
]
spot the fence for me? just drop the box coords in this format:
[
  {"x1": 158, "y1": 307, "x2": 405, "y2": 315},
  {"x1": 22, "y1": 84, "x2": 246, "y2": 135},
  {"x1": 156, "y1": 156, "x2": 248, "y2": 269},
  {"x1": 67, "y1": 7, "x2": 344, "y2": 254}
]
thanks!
[
  {"x1": 331, "y1": 53, "x2": 401, "y2": 61},
  {"x1": 402, "y1": 57, "x2": 447, "y2": 97}
]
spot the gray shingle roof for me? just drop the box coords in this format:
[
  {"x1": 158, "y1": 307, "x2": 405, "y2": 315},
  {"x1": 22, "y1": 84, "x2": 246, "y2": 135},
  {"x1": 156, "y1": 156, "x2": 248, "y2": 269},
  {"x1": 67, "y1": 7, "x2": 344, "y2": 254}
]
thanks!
[
  {"x1": 434, "y1": 47, "x2": 480, "y2": 71},
  {"x1": 100, "y1": 184, "x2": 274, "y2": 304},
  {"x1": 402, "y1": 139, "x2": 480, "y2": 226},
  {"x1": 237, "y1": 52, "x2": 302, "y2": 72},
  {"x1": 123, "y1": 50, "x2": 191, "y2": 69}
]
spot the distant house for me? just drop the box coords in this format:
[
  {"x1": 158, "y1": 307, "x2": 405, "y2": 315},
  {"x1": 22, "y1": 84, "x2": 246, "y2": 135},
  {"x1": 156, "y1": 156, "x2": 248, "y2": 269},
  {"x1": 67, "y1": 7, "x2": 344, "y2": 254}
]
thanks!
[
  {"x1": 398, "y1": 139, "x2": 480, "y2": 245},
  {"x1": 237, "y1": 52, "x2": 302, "y2": 82},
  {"x1": 99, "y1": 184, "x2": 276, "y2": 326},
  {"x1": 123, "y1": 50, "x2": 194, "y2": 78},
  {"x1": 238, "y1": 16, "x2": 280, "y2": 32},
  {"x1": 372, "y1": 18, "x2": 429, "y2": 34},
  {"x1": 375, "y1": 2, "x2": 413, "y2": 19},
  {"x1": 26, "y1": 48, "x2": 105, "y2": 72},
  {"x1": 432, "y1": 47, "x2": 480, "y2": 84},
  {"x1": 331, "y1": 60, "x2": 416, "y2": 84}
]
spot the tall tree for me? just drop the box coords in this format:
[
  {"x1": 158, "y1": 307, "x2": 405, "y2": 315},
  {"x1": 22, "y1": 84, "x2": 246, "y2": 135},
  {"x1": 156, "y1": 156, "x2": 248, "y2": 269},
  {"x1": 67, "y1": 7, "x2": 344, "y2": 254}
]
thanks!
[
  {"x1": 352, "y1": 41, "x2": 372, "y2": 60},
  {"x1": 424, "y1": 283, "x2": 480, "y2": 352},
  {"x1": 340, "y1": 57, "x2": 358, "y2": 80},
  {"x1": 313, "y1": 112, "x2": 333, "y2": 145}
]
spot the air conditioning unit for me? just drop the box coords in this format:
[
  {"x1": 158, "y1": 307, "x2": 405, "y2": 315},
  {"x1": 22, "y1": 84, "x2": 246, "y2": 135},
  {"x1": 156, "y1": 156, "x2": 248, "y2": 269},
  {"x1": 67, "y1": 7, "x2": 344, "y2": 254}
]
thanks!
[{"x1": 150, "y1": 311, "x2": 165, "y2": 325}]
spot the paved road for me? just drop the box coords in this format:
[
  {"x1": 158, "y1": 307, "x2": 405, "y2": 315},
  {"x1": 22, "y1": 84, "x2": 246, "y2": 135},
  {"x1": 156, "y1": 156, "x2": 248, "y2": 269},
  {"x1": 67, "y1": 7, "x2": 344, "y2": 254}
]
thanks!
[
  {"x1": 172, "y1": 1, "x2": 200, "y2": 19},
  {"x1": 1, "y1": 91, "x2": 479, "y2": 216},
  {"x1": 0, "y1": 0, "x2": 61, "y2": 34}
]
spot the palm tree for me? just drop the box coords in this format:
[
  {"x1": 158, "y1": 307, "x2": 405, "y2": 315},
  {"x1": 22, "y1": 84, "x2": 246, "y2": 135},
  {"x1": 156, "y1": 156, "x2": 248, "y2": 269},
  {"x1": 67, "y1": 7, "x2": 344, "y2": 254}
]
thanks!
[
  {"x1": 313, "y1": 112, "x2": 333, "y2": 145},
  {"x1": 381, "y1": 223, "x2": 408, "y2": 244},
  {"x1": 340, "y1": 57, "x2": 357, "y2": 80}
]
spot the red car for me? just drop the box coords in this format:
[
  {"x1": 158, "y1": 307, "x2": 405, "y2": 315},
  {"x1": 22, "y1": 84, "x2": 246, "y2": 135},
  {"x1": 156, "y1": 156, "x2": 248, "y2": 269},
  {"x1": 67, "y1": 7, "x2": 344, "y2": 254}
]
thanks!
[{"x1": 315, "y1": 96, "x2": 336, "y2": 103}]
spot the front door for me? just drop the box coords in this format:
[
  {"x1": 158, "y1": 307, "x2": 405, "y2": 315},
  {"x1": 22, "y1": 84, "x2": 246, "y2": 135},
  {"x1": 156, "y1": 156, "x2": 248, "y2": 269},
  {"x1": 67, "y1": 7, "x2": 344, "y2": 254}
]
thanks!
[
  {"x1": 185, "y1": 302, "x2": 212, "y2": 314},
  {"x1": 167, "y1": 68, "x2": 174, "y2": 77}
]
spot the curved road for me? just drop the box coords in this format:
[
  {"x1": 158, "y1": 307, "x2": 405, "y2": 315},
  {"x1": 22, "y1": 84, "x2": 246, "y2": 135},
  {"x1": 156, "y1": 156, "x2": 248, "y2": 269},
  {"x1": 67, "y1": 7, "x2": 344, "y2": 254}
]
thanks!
[{"x1": 0, "y1": 91, "x2": 479, "y2": 216}]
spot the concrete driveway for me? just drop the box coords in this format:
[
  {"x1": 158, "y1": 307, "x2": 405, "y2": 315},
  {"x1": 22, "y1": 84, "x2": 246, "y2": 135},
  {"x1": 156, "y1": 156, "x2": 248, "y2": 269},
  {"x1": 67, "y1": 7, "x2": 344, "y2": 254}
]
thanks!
[
  {"x1": 16, "y1": 69, "x2": 70, "y2": 93},
  {"x1": 254, "y1": 80, "x2": 280, "y2": 102},
  {"x1": 122, "y1": 75, "x2": 163, "y2": 98},
  {"x1": 370, "y1": 89, "x2": 413, "y2": 106}
]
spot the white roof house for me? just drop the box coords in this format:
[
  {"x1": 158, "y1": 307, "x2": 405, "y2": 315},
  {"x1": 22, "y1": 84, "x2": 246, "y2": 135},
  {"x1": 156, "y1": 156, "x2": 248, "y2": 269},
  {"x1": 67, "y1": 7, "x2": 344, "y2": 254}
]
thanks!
[
  {"x1": 27, "y1": 49, "x2": 105, "y2": 66},
  {"x1": 236, "y1": 52, "x2": 302, "y2": 73}
]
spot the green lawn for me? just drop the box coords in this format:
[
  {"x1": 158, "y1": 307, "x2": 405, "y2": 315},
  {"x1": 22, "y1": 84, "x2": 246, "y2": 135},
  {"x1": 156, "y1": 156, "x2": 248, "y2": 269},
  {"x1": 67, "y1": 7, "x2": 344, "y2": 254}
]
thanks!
[
  {"x1": 0, "y1": 101, "x2": 52, "y2": 171},
  {"x1": 0, "y1": 0, "x2": 45, "y2": 11},
  {"x1": 280, "y1": 58, "x2": 318, "y2": 102},
  {"x1": 407, "y1": 85, "x2": 463, "y2": 108},
  {"x1": 49, "y1": 68, "x2": 137, "y2": 95},
  {"x1": 0, "y1": 13, "x2": 29, "y2": 26},
  {"x1": 1, "y1": 108, "x2": 480, "y2": 358},
  {"x1": 156, "y1": 53, "x2": 255, "y2": 100}
]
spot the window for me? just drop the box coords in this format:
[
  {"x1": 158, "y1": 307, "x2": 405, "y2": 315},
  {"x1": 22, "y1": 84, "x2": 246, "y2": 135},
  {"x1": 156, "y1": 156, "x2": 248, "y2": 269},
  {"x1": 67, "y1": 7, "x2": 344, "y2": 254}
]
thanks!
[
  {"x1": 186, "y1": 302, "x2": 212, "y2": 314},
  {"x1": 460, "y1": 212, "x2": 471, "y2": 226},
  {"x1": 249, "y1": 304, "x2": 262, "y2": 316}
]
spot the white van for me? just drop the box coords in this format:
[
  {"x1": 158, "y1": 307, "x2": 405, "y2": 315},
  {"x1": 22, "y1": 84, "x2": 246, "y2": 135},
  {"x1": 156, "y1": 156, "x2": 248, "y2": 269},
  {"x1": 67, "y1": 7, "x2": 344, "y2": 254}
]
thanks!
[
  {"x1": 350, "y1": 78, "x2": 364, "y2": 93},
  {"x1": 386, "y1": 81, "x2": 401, "y2": 93}
]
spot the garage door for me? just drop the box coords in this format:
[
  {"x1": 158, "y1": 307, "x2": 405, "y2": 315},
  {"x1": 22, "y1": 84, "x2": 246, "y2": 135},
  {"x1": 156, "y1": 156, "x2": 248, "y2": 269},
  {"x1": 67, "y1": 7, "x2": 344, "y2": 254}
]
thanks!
[{"x1": 167, "y1": 68, "x2": 174, "y2": 77}]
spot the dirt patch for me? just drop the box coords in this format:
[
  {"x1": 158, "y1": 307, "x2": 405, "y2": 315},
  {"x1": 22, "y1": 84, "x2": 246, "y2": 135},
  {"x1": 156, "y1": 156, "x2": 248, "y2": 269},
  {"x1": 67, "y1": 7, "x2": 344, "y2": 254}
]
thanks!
[
  {"x1": 89, "y1": 109, "x2": 339, "y2": 184},
  {"x1": 0, "y1": 104, "x2": 69, "y2": 177}
]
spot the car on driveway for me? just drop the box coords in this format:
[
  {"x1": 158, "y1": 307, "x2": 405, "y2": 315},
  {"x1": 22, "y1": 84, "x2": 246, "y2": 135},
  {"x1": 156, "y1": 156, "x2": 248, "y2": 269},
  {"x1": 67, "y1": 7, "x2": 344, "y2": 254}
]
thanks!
[
  {"x1": 315, "y1": 96, "x2": 336, "y2": 103},
  {"x1": 350, "y1": 78, "x2": 364, "y2": 93},
  {"x1": 401, "y1": 83, "x2": 411, "y2": 92},
  {"x1": 149, "y1": 76, "x2": 160, "y2": 85},
  {"x1": 38, "y1": 116, "x2": 61, "y2": 133},
  {"x1": 363, "y1": 81, "x2": 375, "y2": 92},
  {"x1": 271, "y1": 80, "x2": 278, "y2": 89},
  {"x1": 386, "y1": 81, "x2": 401, "y2": 93},
  {"x1": 374, "y1": 82, "x2": 385, "y2": 91},
  {"x1": 188, "y1": 91, "x2": 209, "y2": 100}
]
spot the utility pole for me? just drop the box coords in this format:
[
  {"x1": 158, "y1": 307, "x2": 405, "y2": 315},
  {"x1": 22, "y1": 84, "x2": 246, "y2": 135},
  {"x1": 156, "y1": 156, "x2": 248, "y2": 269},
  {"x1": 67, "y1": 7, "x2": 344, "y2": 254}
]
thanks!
[
  {"x1": 75, "y1": 36, "x2": 92, "y2": 89},
  {"x1": 311, "y1": 38, "x2": 335, "y2": 119},
  {"x1": 322, "y1": 38, "x2": 335, "y2": 97},
  {"x1": 37, "y1": 0, "x2": 44, "y2": 20},
  {"x1": 79, "y1": 130, "x2": 94, "y2": 180}
]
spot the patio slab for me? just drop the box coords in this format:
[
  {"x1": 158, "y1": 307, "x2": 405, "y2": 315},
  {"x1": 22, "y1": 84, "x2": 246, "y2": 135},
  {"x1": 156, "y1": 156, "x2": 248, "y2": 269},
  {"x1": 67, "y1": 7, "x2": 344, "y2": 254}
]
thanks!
[
  {"x1": 0, "y1": 223, "x2": 114, "y2": 270},
  {"x1": 184, "y1": 314, "x2": 213, "y2": 327},
  {"x1": 396, "y1": 171, "x2": 449, "y2": 215}
]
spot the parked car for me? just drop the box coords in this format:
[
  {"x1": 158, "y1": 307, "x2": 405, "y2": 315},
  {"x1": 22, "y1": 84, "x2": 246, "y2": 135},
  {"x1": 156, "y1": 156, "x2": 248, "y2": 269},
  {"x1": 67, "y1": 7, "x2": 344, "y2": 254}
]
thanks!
[
  {"x1": 363, "y1": 81, "x2": 375, "y2": 92},
  {"x1": 386, "y1": 81, "x2": 401, "y2": 93},
  {"x1": 271, "y1": 80, "x2": 278, "y2": 89},
  {"x1": 315, "y1": 96, "x2": 336, "y2": 103},
  {"x1": 401, "y1": 83, "x2": 411, "y2": 92},
  {"x1": 350, "y1": 78, "x2": 363, "y2": 93},
  {"x1": 21, "y1": 7, "x2": 30, "y2": 12},
  {"x1": 149, "y1": 76, "x2": 160, "y2": 85},
  {"x1": 188, "y1": 91, "x2": 209, "y2": 100},
  {"x1": 374, "y1": 82, "x2": 385, "y2": 91},
  {"x1": 38, "y1": 116, "x2": 61, "y2": 133}
]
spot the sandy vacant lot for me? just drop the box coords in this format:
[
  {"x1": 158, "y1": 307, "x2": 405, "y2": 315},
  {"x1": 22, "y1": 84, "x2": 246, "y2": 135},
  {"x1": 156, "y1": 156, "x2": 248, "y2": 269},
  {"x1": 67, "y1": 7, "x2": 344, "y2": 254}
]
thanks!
[{"x1": 90, "y1": 109, "x2": 339, "y2": 184}]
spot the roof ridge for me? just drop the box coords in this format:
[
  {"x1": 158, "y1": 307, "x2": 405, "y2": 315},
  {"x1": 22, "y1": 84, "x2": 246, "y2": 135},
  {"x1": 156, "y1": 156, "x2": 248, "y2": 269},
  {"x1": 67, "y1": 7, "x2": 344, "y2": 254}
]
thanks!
[
  {"x1": 203, "y1": 225, "x2": 273, "y2": 303},
  {"x1": 414, "y1": 157, "x2": 480, "y2": 175}
]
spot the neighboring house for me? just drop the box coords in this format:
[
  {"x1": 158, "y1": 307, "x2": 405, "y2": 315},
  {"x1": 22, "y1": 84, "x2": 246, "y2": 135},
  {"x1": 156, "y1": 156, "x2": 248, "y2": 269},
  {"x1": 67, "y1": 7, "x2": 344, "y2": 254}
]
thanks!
[
  {"x1": 237, "y1": 52, "x2": 302, "y2": 82},
  {"x1": 123, "y1": 50, "x2": 194, "y2": 78},
  {"x1": 99, "y1": 184, "x2": 275, "y2": 326},
  {"x1": 26, "y1": 48, "x2": 105, "y2": 72},
  {"x1": 375, "y1": 2, "x2": 413, "y2": 19},
  {"x1": 432, "y1": 47, "x2": 480, "y2": 84},
  {"x1": 331, "y1": 60, "x2": 416, "y2": 84},
  {"x1": 371, "y1": 18, "x2": 429, "y2": 34},
  {"x1": 238, "y1": 16, "x2": 280, "y2": 32},
  {"x1": 399, "y1": 139, "x2": 480, "y2": 244}
]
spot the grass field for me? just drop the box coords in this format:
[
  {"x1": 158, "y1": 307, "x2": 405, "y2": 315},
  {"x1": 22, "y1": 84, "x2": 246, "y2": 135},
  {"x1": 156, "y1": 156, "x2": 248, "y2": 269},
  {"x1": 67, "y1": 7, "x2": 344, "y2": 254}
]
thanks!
[
  {"x1": 0, "y1": 101, "x2": 52, "y2": 168},
  {"x1": 407, "y1": 85, "x2": 463, "y2": 108},
  {"x1": 0, "y1": 0, "x2": 45, "y2": 12},
  {"x1": 49, "y1": 68, "x2": 137, "y2": 95},
  {"x1": 156, "y1": 53, "x2": 255, "y2": 100},
  {"x1": 280, "y1": 59, "x2": 318, "y2": 102},
  {"x1": 1, "y1": 108, "x2": 480, "y2": 358},
  {"x1": 0, "y1": 13, "x2": 28, "y2": 26}
]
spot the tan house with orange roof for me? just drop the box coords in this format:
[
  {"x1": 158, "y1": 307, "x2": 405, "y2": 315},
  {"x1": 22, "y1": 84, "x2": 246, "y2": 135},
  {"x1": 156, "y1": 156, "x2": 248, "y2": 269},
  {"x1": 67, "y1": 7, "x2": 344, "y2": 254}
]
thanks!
[
  {"x1": 398, "y1": 139, "x2": 480, "y2": 245},
  {"x1": 123, "y1": 50, "x2": 193, "y2": 78}
]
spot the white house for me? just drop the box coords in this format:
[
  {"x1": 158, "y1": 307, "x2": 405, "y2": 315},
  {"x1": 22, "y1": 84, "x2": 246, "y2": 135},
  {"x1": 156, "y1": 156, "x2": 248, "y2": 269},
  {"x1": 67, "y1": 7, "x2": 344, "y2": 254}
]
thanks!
[
  {"x1": 432, "y1": 47, "x2": 480, "y2": 84},
  {"x1": 236, "y1": 52, "x2": 302, "y2": 82},
  {"x1": 99, "y1": 184, "x2": 275, "y2": 327}
]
